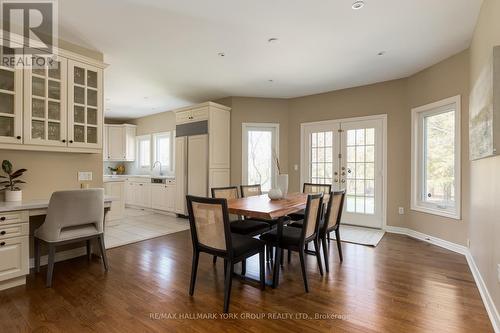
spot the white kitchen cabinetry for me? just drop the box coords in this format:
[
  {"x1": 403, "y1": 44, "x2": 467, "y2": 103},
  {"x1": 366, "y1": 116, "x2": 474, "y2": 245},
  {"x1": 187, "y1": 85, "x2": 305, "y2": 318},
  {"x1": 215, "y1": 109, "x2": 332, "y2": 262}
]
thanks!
[
  {"x1": 151, "y1": 183, "x2": 176, "y2": 212},
  {"x1": 174, "y1": 102, "x2": 231, "y2": 215},
  {"x1": 125, "y1": 178, "x2": 151, "y2": 208},
  {"x1": 0, "y1": 211, "x2": 29, "y2": 291},
  {"x1": 103, "y1": 181, "x2": 125, "y2": 222},
  {"x1": 0, "y1": 56, "x2": 23, "y2": 144},
  {"x1": 104, "y1": 124, "x2": 136, "y2": 161}
]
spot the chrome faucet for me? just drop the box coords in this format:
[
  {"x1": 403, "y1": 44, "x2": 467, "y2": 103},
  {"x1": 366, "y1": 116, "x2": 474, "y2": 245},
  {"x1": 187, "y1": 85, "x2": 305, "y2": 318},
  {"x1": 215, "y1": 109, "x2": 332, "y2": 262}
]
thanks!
[{"x1": 152, "y1": 161, "x2": 163, "y2": 176}]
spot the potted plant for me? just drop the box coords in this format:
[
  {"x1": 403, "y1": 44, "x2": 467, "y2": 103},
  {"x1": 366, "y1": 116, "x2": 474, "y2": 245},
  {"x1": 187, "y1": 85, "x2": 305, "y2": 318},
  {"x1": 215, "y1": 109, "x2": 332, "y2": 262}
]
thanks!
[
  {"x1": 108, "y1": 166, "x2": 118, "y2": 175},
  {"x1": 0, "y1": 160, "x2": 27, "y2": 202}
]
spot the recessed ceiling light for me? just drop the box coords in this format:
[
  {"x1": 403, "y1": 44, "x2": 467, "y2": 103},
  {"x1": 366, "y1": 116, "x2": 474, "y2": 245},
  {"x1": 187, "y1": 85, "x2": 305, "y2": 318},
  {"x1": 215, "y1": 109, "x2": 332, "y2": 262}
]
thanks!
[
  {"x1": 268, "y1": 38, "x2": 279, "y2": 43},
  {"x1": 352, "y1": 1, "x2": 365, "y2": 10},
  {"x1": 218, "y1": 52, "x2": 225, "y2": 57},
  {"x1": 268, "y1": 79, "x2": 274, "y2": 83},
  {"x1": 378, "y1": 51, "x2": 386, "y2": 56}
]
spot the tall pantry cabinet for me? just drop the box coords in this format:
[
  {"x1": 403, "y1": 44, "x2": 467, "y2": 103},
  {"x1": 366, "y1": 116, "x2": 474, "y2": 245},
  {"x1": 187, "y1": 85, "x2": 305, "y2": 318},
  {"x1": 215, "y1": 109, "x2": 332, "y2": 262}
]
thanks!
[{"x1": 174, "y1": 102, "x2": 231, "y2": 215}]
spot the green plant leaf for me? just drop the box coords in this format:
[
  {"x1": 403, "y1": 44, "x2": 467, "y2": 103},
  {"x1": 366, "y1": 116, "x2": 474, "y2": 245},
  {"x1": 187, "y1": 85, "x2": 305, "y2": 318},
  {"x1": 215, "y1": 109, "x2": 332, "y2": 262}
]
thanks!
[
  {"x1": 2, "y1": 160, "x2": 12, "y2": 174},
  {"x1": 10, "y1": 169, "x2": 27, "y2": 178},
  {"x1": 13, "y1": 180, "x2": 25, "y2": 184}
]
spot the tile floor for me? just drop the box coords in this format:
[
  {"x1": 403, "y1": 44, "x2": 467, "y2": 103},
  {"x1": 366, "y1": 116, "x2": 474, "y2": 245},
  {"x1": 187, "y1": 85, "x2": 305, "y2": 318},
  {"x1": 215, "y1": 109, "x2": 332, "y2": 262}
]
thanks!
[{"x1": 104, "y1": 208, "x2": 190, "y2": 249}]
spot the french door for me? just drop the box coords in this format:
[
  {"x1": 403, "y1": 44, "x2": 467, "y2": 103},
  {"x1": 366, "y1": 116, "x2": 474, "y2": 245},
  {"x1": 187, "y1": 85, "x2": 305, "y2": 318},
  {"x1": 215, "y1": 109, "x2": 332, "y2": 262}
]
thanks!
[{"x1": 301, "y1": 116, "x2": 385, "y2": 229}]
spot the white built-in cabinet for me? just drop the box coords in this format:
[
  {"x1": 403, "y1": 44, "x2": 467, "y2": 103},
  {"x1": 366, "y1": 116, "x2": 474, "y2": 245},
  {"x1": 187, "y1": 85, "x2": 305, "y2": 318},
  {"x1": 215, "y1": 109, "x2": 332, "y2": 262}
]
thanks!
[
  {"x1": 104, "y1": 124, "x2": 136, "y2": 161},
  {"x1": 125, "y1": 177, "x2": 176, "y2": 212},
  {"x1": 151, "y1": 183, "x2": 176, "y2": 211},
  {"x1": 104, "y1": 181, "x2": 125, "y2": 222},
  {"x1": 0, "y1": 42, "x2": 106, "y2": 153},
  {"x1": 174, "y1": 102, "x2": 231, "y2": 215}
]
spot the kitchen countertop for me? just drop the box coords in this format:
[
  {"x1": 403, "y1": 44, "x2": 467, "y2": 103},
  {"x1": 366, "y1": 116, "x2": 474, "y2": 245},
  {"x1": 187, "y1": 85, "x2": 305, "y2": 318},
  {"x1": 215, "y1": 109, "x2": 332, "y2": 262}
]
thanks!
[
  {"x1": 103, "y1": 175, "x2": 175, "y2": 183},
  {"x1": 0, "y1": 195, "x2": 117, "y2": 213}
]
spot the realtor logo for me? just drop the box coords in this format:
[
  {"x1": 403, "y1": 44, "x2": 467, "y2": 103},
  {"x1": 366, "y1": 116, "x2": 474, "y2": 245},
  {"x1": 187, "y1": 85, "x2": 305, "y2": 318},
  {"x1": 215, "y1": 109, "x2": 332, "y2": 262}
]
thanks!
[{"x1": 1, "y1": 0, "x2": 58, "y2": 67}]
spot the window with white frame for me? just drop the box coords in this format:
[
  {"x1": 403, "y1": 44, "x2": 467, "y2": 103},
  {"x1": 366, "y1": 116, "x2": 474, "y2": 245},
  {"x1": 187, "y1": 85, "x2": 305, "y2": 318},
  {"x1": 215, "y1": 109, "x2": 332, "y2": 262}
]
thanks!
[
  {"x1": 242, "y1": 123, "x2": 279, "y2": 192},
  {"x1": 411, "y1": 95, "x2": 461, "y2": 219},
  {"x1": 137, "y1": 135, "x2": 151, "y2": 170},
  {"x1": 152, "y1": 131, "x2": 174, "y2": 174}
]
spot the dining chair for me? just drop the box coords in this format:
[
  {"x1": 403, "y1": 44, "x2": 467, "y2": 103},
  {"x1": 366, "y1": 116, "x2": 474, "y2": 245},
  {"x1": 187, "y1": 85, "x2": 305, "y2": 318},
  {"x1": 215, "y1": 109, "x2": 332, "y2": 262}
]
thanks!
[
  {"x1": 211, "y1": 186, "x2": 270, "y2": 274},
  {"x1": 290, "y1": 191, "x2": 346, "y2": 272},
  {"x1": 289, "y1": 183, "x2": 332, "y2": 221},
  {"x1": 34, "y1": 189, "x2": 108, "y2": 287},
  {"x1": 259, "y1": 193, "x2": 324, "y2": 292},
  {"x1": 240, "y1": 184, "x2": 262, "y2": 198},
  {"x1": 186, "y1": 195, "x2": 265, "y2": 313}
]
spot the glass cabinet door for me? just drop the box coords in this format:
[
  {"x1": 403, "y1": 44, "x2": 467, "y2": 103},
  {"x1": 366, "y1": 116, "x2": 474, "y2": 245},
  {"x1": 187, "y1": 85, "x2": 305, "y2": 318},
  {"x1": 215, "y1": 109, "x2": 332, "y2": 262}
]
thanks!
[
  {"x1": 68, "y1": 60, "x2": 102, "y2": 149},
  {"x1": 0, "y1": 56, "x2": 23, "y2": 144},
  {"x1": 23, "y1": 57, "x2": 68, "y2": 146}
]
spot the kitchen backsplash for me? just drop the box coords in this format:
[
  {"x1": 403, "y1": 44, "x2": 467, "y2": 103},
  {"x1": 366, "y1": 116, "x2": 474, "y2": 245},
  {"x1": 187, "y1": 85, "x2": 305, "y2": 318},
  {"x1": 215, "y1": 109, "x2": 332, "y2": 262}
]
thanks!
[{"x1": 103, "y1": 161, "x2": 174, "y2": 177}]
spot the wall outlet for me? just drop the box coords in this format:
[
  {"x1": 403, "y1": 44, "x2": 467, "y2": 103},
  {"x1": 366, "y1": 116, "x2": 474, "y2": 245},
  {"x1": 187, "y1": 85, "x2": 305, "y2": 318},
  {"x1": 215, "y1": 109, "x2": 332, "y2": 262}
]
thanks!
[
  {"x1": 294, "y1": 164, "x2": 299, "y2": 171},
  {"x1": 497, "y1": 264, "x2": 500, "y2": 283},
  {"x1": 398, "y1": 207, "x2": 405, "y2": 215},
  {"x1": 467, "y1": 239, "x2": 471, "y2": 248},
  {"x1": 78, "y1": 171, "x2": 93, "y2": 182}
]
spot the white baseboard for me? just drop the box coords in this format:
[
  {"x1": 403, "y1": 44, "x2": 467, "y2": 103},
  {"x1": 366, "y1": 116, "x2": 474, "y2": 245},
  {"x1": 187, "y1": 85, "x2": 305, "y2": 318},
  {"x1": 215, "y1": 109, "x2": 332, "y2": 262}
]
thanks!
[
  {"x1": 385, "y1": 226, "x2": 499, "y2": 332},
  {"x1": 29, "y1": 246, "x2": 87, "y2": 269}
]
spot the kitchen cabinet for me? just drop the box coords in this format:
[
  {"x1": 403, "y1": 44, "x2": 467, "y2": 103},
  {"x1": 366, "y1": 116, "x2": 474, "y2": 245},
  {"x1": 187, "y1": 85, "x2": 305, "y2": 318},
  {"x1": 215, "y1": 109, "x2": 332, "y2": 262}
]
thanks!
[
  {"x1": 124, "y1": 177, "x2": 176, "y2": 212},
  {"x1": 0, "y1": 51, "x2": 23, "y2": 144},
  {"x1": 104, "y1": 124, "x2": 136, "y2": 161},
  {"x1": 151, "y1": 183, "x2": 176, "y2": 212},
  {"x1": 103, "y1": 181, "x2": 125, "y2": 222},
  {"x1": 125, "y1": 178, "x2": 151, "y2": 208}
]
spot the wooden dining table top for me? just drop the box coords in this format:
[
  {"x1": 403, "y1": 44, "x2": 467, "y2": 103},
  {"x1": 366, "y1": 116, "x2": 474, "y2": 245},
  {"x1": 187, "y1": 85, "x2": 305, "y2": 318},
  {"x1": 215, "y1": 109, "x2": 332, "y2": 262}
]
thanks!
[{"x1": 227, "y1": 192, "x2": 308, "y2": 220}]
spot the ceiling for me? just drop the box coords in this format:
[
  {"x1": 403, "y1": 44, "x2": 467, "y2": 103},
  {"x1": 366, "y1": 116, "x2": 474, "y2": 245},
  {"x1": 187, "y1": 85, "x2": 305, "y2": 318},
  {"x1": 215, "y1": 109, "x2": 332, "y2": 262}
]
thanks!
[{"x1": 58, "y1": 0, "x2": 483, "y2": 119}]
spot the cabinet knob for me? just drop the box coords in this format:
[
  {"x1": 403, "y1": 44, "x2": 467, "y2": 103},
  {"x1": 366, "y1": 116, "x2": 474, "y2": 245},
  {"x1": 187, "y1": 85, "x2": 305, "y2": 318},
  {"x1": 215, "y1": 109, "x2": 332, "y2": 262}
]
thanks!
[
  {"x1": 16, "y1": 136, "x2": 21, "y2": 140},
  {"x1": 0, "y1": 217, "x2": 5, "y2": 221},
  {"x1": 0, "y1": 231, "x2": 5, "y2": 235},
  {"x1": 0, "y1": 242, "x2": 5, "y2": 247},
  {"x1": 62, "y1": 139, "x2": 66, "y2": 143},
  {"x1": 69, "y1": 140, "x2": 73, "y2": 143}
]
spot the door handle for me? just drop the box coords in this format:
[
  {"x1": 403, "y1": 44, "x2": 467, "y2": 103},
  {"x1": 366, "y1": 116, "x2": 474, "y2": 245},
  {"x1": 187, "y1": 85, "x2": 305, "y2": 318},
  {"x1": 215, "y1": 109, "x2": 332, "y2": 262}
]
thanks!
[
  {"x1": 341, "y1": 179, "x2": 346, "y2": 183},
  {"x1": 334, "y1": 179, "x2": 339, "y2": 183}
]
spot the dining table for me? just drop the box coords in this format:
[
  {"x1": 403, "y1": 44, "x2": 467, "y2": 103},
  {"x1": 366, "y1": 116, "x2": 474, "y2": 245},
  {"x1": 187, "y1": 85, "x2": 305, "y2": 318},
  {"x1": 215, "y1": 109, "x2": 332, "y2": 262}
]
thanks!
[{"x1": 227, "y1": 192, "x2": 308, "y2": 288}]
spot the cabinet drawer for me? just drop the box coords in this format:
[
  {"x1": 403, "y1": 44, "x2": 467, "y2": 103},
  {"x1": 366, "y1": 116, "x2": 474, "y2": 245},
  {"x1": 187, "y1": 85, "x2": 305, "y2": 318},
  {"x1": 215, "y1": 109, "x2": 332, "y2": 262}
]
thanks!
[
  {"x1": 0, "y1": 211, "x2": 29, "y2": 226},
  {"x1": 0, "y1": 223, "x2": 29, "y2": 240},
  {"x1": 0, "y1": 236, "x2": 29, "y2": 282}
]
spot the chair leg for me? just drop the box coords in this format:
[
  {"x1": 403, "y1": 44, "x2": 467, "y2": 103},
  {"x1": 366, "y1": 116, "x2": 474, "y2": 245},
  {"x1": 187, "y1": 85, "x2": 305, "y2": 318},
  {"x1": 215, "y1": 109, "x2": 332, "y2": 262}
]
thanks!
[
  {"x1": 86, "y1": 240, "x2": 92, "y2": 261},
  {"x1": 223, "y1": 260, "x2": 233, "y2": 313},
  {"x1": 213, "y1": 256, "x2": 217, "y2": 264},
  {"x1": 241, "y1": 259, "x2": 246, "y2": 276},
  {"x1": 97, "y1": 235, "x2": 109, "y2": 270},
  {"x1": 287, "y1": 249, "x2": 292, "y2": 263},
  {"x1": 298, "y1": 249, "x2": 309, "y2": 293},
  {"x1": 224, "y1": 259, "x2": 228, "y2": 278},
  {"x1": 280, "y1": 248, "x2": 284, "y2": 266},
  {"x1": 335, "y1": 229, "x2": 343, "y2": 262},
  {"x1": 34, "y1": 238, "x2": 40, "y2": 273},
  {"x1": 189, "y1": 250, "x2": 199, "y2": 296},
  {"x1": 259, "y1": 250, "x2": 265, "y2": 290},
  {"x1": 46, "y1": 245, "x2": 56, "y2": 288},
  {"x1": 313, "y1": 239, "x2": 323, "y2": 276},
  {"x1": 321, "y1": 235, "x2": 330, "y2": 273}
]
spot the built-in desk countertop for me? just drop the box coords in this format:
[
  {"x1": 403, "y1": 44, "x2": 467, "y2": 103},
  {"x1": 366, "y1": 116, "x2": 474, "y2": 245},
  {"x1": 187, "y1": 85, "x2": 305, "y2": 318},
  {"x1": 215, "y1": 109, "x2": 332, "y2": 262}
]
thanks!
[{"x1": 0, "y1": 196, "x2": 116, "y2": 216}]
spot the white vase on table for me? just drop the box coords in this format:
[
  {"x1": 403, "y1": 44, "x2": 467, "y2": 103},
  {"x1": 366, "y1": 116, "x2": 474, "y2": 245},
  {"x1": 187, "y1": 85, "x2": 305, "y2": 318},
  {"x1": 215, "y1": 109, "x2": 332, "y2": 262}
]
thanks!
[
  {"x1": 276, "y1": 174, "x2": 289, "y2": 197},
  {"x1": 268, "y1": 188, "x2": 283, "y2": 200},
  {"x1": 5, "y1": 189, "x2": 22, "y2": 202}
]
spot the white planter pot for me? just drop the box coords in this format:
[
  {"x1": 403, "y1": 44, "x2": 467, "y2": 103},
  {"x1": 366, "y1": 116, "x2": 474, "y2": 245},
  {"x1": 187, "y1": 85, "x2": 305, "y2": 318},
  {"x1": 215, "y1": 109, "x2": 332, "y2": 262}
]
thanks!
[
  {"x1": 276, "y1": 174, "x2": 289, "y2": 196},
  {"x1": 5, "y1": 190, "x2": 22, "y2": 202},
  {"x1": 268, "y1": 188, "x2": 283, "y2": 200}
]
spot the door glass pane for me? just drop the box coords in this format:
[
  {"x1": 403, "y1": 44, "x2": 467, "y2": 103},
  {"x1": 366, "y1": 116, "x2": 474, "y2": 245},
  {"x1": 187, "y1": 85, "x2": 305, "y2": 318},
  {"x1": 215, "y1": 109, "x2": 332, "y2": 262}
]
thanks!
[
  {"x1": 345, "y1": 127, "x2": 376, "y2": 216},
  {"x1": 0, "y1": 69, "x2": 14, "y2": 91},
  {"x1": 423, "y1": 110, "x2": 455, "y2": 206},
  {"x1": 247, "y1": 129, "x2": 273, "y2": 192},
  {"x1": 32, "y1": 120, "x2": 45, "y2": 139},
  {"x1": 74, "y1": 105, "x2": 85, "y2": 123},
  {"x1": 87, "y1": 107, "x2": 97, "y2": 125},
  {"x1": 0, "y1": 116, "x2": 14, "y2": 136},
  {"x1": 0, "y1": 93, "x2": 14, "y2": 114},
  {"x1": 87, "y1": 70, "x2": 97, "y2": 88},
  {"x1": 87, "y1": 126, "x2": 97, "y2": 143},
  {"x1": 309, "y1": 131, "x2": 334, "y2": 185},
  {"x1": 74, "y1": 86, "x2": 85, "y2": 104},
  {"x1": 74, "y1": 66, "x2": 85, "y2": 85},
  {"x1": 32, "y1": 77, "x2": 45, "y2": 97},
  {"x1": 48, "y1": 122, "x2": 60, "y2": 140},
  {"x1": 48, "y1": 80, "x2": 60, "y2": 99},
  {"x1": 346, "y1": 196, "x2": 355, "y2": 212},
  {"x1": 48, "y1": 101, "x2": 60, "y2": 120},
  {"x1": 32, "y1": 98, "x2": 45, "y2": 118},
  {"x1": 32, "y1": 64, "x2": 45, "y2": 76},
  {"x1": 87, "y1": 89, "x2": 97, "y2": 106},
  {"x1": 74, "y1": 125, "x2": 85, "y2": 142}
]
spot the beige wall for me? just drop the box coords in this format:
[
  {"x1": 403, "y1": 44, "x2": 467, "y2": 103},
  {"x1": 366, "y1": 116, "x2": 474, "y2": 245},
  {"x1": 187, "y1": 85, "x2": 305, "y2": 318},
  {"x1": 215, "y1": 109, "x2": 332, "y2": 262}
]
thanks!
[
  {"x1": 288, "y1": 79, "x2": 409, "y2": 229},
  {"x1": 469, "y1": 0, "x2": 500, "y2": 318},
  {"x1": 129, "y1": 111, "x2": 176, "y2": 135},
  {"x1": 0, "y1": 43, "x2": 104, "y2": 201},
  {"x1": 406, "y1": 50, "x2": 470, "y2": 245}
]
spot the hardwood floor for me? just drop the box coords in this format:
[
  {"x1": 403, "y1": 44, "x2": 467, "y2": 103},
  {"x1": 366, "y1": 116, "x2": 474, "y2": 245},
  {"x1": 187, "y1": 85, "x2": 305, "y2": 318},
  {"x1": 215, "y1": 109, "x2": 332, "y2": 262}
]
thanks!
[{"x1": 0, "y1": 230, "x2": 492, "y2": 332}]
